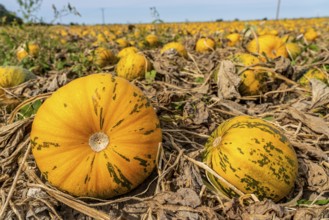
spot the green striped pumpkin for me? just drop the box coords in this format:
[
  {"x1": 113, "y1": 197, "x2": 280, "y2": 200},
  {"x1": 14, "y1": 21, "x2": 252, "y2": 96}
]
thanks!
[
  {"x1": 203, "y1": 115, "x2": 298, "y2": 202},
  {"x1": 30, "y1": 73, "x2": 162, "y2": 198}
]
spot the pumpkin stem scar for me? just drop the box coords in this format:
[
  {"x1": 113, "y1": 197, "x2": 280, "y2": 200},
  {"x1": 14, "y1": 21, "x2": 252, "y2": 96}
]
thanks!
[{"x1": 89, "y1": 132, "x2": 109, "y2": 152}]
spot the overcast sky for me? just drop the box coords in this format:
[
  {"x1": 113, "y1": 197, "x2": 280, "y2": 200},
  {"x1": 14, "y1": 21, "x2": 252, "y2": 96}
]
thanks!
[{"x1": 2, "y1": 0, "x2": 329, "y2": 24}]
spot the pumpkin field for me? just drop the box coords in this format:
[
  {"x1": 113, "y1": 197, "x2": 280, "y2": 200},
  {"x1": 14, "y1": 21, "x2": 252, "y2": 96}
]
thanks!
[{"x1": 0, "y1": 17, "x2": 329, "y2": 219}]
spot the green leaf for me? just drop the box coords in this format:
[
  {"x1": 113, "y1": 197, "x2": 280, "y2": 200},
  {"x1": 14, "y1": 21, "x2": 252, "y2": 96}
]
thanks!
[
  {"x1": 172, "y1": 101, "x2": 185, "y2": 110},
  {"x1": 262, "y1": 116, "x2": 275, "y2": 121},
  {"x1": 56, "y1": 61, "x2": 65, "y2": 70},
  {"x1": 18, "y1": 100, "x2": 42, "y2": 119},
  {"x1": 308, "y1": 44, "x2": 319, "y2": 52},
  {"x1": 324, "y1": 64, "x2": 329, "y2": 71},
  {"x1": 297, "y1": 199, "x2": 329, "y2": 205},
  {"x1": 145, "y1": 70, "x2": 157, "y2": 83},
  {"x1": 195, "y1": 77, "x2": 204, "y2": 83}
]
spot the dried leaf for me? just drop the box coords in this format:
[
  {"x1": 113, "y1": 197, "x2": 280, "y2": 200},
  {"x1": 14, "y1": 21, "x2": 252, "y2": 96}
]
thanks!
[
  {"x1": 274, "y1": 56, "x2": 291, "y2": 74},
  {"x1": 288, "y1": 107, "x2": 329, "y2": 137},
  {"x1": 183, "y1": 101, "x2": 209, "y2": 125},
  {"x1": 215, "y1": 61, "x2": 241, "y2": 100},
  {"x1": 224, "y1": 199, "x2": 294, "y2": 220},
  {"x1": 293, "y1": 207, "x2": 328, "y2": 220},
  {"x1": 291, "y1": 141, "x2": 327, "y2": 160},
  {"x1": 45, "y1": 73, "x2": 68, "y2": 92},
  {"x1": 304, "y1": 160, "x2": 329, "y2": 191},
  {"x1": 0, "y1": 118, "x2": 31, "y2": 150},
  {"x1": 310, "y1": 79, "x2": 329, "y2": 109},
  {"x1": 27, "y1": 188, "x2": 48, "y2": 199}
]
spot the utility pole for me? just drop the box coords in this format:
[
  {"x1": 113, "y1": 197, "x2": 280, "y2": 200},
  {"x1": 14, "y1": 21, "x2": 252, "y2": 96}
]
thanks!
[
  {"x1": 276, "y1": 0, "x2": 281, "y2": 20},
  {"x1": 101, "y1": 8, "x2": 105, "y2": 24}
]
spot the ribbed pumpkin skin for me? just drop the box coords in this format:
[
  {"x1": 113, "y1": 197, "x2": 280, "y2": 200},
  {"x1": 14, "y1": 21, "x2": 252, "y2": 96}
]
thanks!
[
  {"x1": 203, "y1": 115, "x2": 298, "y2": 202},
  {"x1": 30, "y1": 74, "x2": 162, "y2": 198}
]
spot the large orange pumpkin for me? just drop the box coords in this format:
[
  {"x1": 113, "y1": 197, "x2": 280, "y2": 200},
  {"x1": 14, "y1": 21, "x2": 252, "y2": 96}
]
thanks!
[{"x1": 30, "y1": 74, "x2": 162, "y2": 198}]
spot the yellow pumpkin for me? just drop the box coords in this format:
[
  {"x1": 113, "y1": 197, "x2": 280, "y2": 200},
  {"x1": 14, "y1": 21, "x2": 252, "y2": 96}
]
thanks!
[
  {"x1": 286, "y1": 42, "x2": 302, "y2": 59},
  {"x1": 116, "y1": 38, "x2": 130, "y2": 48},
  {"x1": 0, "y1": 66, "x2": 36, "y2": 88},
  {"x1": 226, "y1": 33, "x2": 241, "y2": 47},
  {"x1": 30, "y1": 73, "x2": 162, "y2": 198},
  {"x1": 304, "y1": 28, "x2": 318, "y2": 42},
  {"x1": 203, "y1": 115, "x2": 298, "y2": 202},
  {"x1": 298, "y1": 68, "x2": 328, "y2": 88},
  {"x1": 145, "y1": 34, "x2": 159, "y2": 47},
  {"x1": 117, "y1": 46, "x2": 139, "y2": 59},
  {"x1": 16, "y1": 42, "x2": 40, "y2": 61},
  {"x1": 246, "y1": 35, "x2": 288, "y2": 59},
  {"x1": 195, "y1": 37, "x2": 216, "y2": 53},
  {"x1": 160, "y1": 42, "x2": 188, "y2": 58},
  {"x1": 16, "y1": 48, "x2": 29, "y2": 61},
  {"x1": 96, "y1": 33, "x2": 108, "y2": 43},
  {"x1": 281, "y1": 34, "x2": 295, "y2": 43},
  {"x1": 91, "y1": 47, "x2": 117, "y2": 67},
  {"x1": 230, "y1": 53, "x2": 269, "y2": 96},
  {"x1": 116, "y1": 53, "x2": 151, "y2": 80}
]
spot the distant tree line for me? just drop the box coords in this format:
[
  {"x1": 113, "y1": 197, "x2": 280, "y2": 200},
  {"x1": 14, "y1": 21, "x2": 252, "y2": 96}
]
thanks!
[{"x1": 0, "y1": 4, "x2": 23, "y2": 25}]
